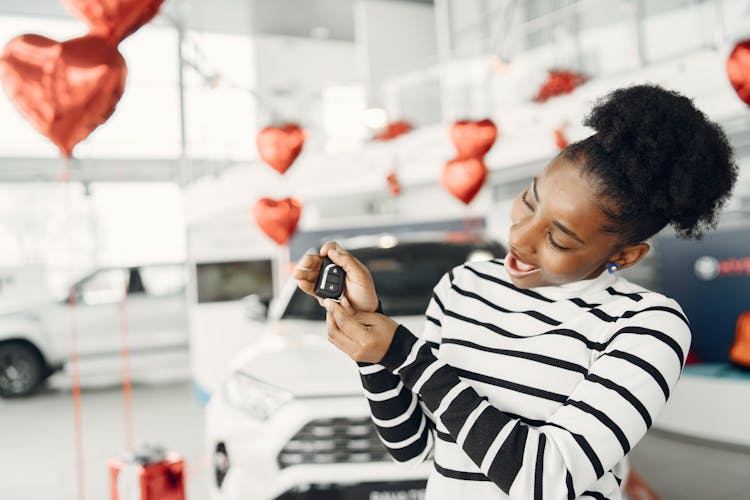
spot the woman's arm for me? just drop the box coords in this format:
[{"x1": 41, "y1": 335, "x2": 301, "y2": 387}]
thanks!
[
  {"x1": 352, "y1": 271, "x2": 454, "y2": 465},
  {"x1": 325, "y1": 299, "x2": 690, "y2": 499},
  {"x1": 293, "y1": 242, "x2": 452, "y2": 464}
]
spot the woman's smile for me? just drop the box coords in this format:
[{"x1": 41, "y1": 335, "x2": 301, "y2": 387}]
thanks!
[{"x1": 505, "y1": 249, "x2": 541, "y2": 280}]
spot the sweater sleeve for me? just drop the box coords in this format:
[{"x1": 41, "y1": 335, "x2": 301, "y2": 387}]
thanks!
[
  {"x1": 378, "y1": 304, "x2": 691, "y2": 499},
  {"x1": 356, "y1": 270, "x2": 455, "y2": 465}
]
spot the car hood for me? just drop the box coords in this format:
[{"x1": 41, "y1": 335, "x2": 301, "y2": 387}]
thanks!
[
  {"x1": 233, "y1": 316, "x2": 426, "y2": 398},
  {"x1": 0, "y1": 298, "x2": 50, "y2": 317}
]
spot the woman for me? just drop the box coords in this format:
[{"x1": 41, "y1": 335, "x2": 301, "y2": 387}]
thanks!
[{"x1": 293, "y1": 84, "x2": 737, "y2": 499}]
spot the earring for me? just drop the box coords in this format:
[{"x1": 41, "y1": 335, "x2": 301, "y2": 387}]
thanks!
[{"x1": 606, "y1": 262, "x2": 621, "y2": 274}]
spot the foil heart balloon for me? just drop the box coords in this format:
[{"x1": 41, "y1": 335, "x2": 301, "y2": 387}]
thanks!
[
  {"x1": 252, "y1": 197, "x2": 303, "y2": 245},
  {"x1": 727, "y1": 39, "x2": 750, "y2": 106},
  {"x1": 62, "y1": 0, "x2": 165, "y2": 43},
  {"x1": 440, "y1": 157, "x2": 488, "y2": 205},
  {"x1": 386, "y1": 171, "x2": 401, "y2": 196},
  {"x1": 372, "y1": 120, "x2": 413, "y2": 141},
  {"x1": 450, "y1": 119, "x2": 497, "y2": 159},
  {"x1": 0, "y1": 34, "x2": 127, "y2": 158},
  {"x1": 256, "y1": 124, "x2": 305, "y2": 175},
  {"x1": 533, "y1": 69, "x2": 588, "y2": 103}
]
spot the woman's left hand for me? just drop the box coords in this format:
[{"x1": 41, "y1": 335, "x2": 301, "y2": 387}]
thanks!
[{"x1": 323, "y1": 298, "x2": 399, "y2": 364}]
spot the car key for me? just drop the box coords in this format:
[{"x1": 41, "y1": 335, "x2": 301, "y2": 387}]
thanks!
[{"x1": 315, "y1": 256, "x2": 345, "y2": 302}]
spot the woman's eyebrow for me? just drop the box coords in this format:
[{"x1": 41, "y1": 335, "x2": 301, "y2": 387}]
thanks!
[{"x1": 532, "y1": 176, "x2": 586, "y2": 245}]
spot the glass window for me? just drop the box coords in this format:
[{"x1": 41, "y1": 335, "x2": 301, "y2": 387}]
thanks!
[
  {"x1": 78, "y1": 269, "x2": 128, "y2": 305},
  {"x1": 196, "y1": 260, "x2": 273, "y2": 304},
  {"x1": 139, "y1": 264, "x2": 186, "y2": 296},
  {"x1": 282, "y1": 240, "x2": 505, "y2": 320}
]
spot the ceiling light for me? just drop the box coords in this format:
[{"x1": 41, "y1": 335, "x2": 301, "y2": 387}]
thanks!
[{"x1": 364, "y1": 108, "x2": 387, "y2": 129}]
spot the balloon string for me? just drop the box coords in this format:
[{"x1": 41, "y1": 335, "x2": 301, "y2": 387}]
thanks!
[
  {"x1": 63, "y1": 156, "x2": 85, "y2": 500},
  {"x1": 68, "y1": 288, "x2": 85, "y2": 500},
  {"x1": 60, "y1": 156, "x2": 72, "y2": 183},
  {"x1": 120, "y1": 286, "x2": 134, "y2": 452}
]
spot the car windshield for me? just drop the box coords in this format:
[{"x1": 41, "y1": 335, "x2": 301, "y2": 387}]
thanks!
[{"x1": 282, "y1": 240, "x2": 505, "y2": 321}]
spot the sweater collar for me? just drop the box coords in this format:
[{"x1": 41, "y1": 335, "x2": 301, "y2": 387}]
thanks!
[{"x1": 530, "y1": 269, "x2": 618, "y2": 300}]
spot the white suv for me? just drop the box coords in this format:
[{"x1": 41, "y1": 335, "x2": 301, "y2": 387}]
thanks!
[
  {"x1": 0, "y1": 263, "x2": 187, "y2": 397},
  {"x1": 206, "y1": 234, "x2": 505, "y2": 500}
]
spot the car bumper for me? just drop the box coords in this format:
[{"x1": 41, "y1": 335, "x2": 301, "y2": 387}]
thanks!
[{"x1": 206, "y1": 390, "x2": 431, "y2": 500}]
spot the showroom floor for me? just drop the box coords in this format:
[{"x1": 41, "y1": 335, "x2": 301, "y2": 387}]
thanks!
[{"x1": 1, "y1": 377, "x2": 749, "y2": 500}]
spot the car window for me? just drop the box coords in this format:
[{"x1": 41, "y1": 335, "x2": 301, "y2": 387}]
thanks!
[
  {"x1": 139, "y1": 265, "x2": 186, "y2": 296},
  {"x1": 78, "y1": 269, "x2": 128, "y2": 305},
  {"x1": 196, "y1": 260, "x2": 274, "y2": 303},
  {"x1": 282, "y1": 241, "x2": 505, "y2": 320}
]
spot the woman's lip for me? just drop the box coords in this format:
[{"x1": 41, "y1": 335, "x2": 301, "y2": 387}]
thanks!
[{"x1": 505, "y1": 252, "x2": 541, "y2": 279}]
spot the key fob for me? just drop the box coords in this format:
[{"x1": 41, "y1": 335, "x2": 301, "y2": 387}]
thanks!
[{"x1": 315, "y1": 257, "x2": 345, "y2": 302}]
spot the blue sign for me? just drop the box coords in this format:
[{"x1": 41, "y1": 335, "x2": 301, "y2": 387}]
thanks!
[{"x1": 656, "y1": 226, "x2": 750, "y2": 362}]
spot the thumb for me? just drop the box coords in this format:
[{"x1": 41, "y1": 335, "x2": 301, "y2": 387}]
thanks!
[
  {"x1": 326, "y1": 248, "x2": 362, "y2": 275},
  {"x1": 323, "y1": 298, "x2": 345, "y2": 324}
]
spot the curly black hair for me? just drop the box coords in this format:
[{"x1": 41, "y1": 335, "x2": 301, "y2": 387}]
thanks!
[{"x1": 562, "y1": 84, "x2": 738, "y2": 244}]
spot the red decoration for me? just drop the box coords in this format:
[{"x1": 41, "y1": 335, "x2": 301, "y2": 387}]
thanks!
[
  {"x1": 62, "y1": 0, "x2": 165, "y2": 43},
  {"x1": 623, "y1": 468, "x2": 660, "y2": 500},
  {"x1": 252, "y1": 197, "x2": 303, "y2": 245},
  {"x1": 386, "y1": 171, "x2": 401, "y2": 196},
  {"x1": 533, "y1": 70, "x2": 588, "y2": 103},
  {"x1": 256, "y1": 124, "x2": 305, "y2": 175},
  {"x1": 554, "y1": 128, "x2": 569, "y2": 150},
  {"x1": 440, "y1": 157, "x2": 488, "y2": 205},
  {"x1": 450, "y1": 119, "x2": 497, "y2": 160},
  {"x1": 727, "y1": 39, "x2": 750, "y2": 106},
  {"x1": 372, "y1": 120, "x2": 413, "y2": 141},
  {"x1": 0, "y1": 34, "x2": 127, "y2": 158}
]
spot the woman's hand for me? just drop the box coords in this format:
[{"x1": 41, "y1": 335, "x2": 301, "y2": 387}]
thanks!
[
  {"x1": 292, "y1": 241, "x2": 379, "y2": 313},
  {"x1": 323, "y1": 298, "x2": 399, "y2": 364}
]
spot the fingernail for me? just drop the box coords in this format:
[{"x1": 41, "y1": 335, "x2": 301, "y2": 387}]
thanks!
[
  {"x1": 296, "y1": 266, "x2": 312, "y2": 271},
  {"x1": 322, "y1": 299, "x2": 332, "y2": 310},
  {"x1": 330, "y1": 250, "x2": 339, "y2": 256}
]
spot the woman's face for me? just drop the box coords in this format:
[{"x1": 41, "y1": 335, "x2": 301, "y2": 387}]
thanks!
[{"x1": 506, "y1": 155, "x2": 623, "y2": 288}]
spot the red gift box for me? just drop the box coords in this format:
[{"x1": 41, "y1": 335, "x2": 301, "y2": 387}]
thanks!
[{"x1": 107, "y1": 447, "x2": 185, "y2": 500}]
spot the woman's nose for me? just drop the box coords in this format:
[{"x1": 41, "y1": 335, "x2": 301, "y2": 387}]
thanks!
[{"x1": 509, "y1": 216, "x2": 539, "y2": 256}]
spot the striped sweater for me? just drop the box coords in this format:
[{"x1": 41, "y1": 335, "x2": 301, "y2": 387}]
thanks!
[{"x1": 358, "y1": 258, "x2": 691, "y2": 500}]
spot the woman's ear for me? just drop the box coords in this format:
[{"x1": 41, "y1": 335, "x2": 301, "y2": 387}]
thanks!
[{"x1": 611, "y1": 242, "x2": 650, "y2": 271}]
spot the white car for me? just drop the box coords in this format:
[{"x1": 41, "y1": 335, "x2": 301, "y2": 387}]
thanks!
[
  {"x1": 0, "y1": 263, "x2": 187, "y2": 397},
  {"x1": 206, "y1": 234, "x2": 506, "y2": 500}
]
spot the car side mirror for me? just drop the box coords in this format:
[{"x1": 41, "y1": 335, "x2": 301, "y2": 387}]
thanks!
[{"x1": 243, "y1": 294, "x2": 268, "y2": 321}]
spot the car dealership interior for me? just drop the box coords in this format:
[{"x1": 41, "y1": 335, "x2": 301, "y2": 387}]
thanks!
[{"x1": 1, "y1": 1, "x2": 749, "y2": 499}]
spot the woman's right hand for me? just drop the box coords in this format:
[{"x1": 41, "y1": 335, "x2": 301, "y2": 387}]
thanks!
[{"x1": 293, "y1": 241, "x2": 379, "y2": 313}]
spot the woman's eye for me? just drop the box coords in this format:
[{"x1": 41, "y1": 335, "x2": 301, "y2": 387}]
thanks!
[
  {"x1": 521, "y1": 190, "x2": 534, "y2": 210},
  {"x1": 547, "y1": 232, "x2": 569, "y2": 251}
]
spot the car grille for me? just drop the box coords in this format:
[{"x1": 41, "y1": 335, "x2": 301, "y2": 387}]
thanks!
[{"x1": 278, "y1": 416, "x2": 392, "y2": 468}]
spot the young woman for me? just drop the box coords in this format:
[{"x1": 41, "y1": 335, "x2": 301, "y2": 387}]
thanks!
[{"x1": 294, "y1": 84, "x2": 738, "y2": 499}]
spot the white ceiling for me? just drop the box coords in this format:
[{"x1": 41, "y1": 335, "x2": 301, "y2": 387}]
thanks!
[
  {"x1": 0, "y1": 0, "x2": 432, "y2": 40},
  {"x1": 0, "y1": 0, "x2": 432, "y2": 183}
]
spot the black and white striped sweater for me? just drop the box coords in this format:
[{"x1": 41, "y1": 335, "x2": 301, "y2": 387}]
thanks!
[{"x1": 358, "y1": 258, "x2": 691, "y2": 500}]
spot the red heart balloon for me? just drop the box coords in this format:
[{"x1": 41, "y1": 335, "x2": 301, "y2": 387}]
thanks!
[
  {"x1": 554, "y1": 128, "x2": 569, "y2": 150},
  {"x1": 450, "y1": 119, "x2": 497, "y2": 160},
  {"x1": 372, "y1": 120, "x2": 413, "y2": 141},
  {"x1": 386, "y1": 171, "x2": 401, "y2": 196},
  {"x1": 62, "y1": 0, "x2": 165, "y2": 43},
  {"x1": 727, "y1": 39, "x2": 750, "y2": 106},
  {"x1": 440, "y1": 157, "x2": 488, "y2": 205},
  {"x1": 252, "y1": 197, "x2": 303, "y2": 245},
  {"x1": 0, "y1": 34, "x2": 127, "y2": 158},
  {"x1": 533, "y1": 69, "x2": 588, "y2": 103},
  {"x1": 257, "y1": 124, "x2": 305, "y2": 175}
]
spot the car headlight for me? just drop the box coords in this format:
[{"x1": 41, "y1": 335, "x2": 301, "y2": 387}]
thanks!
[{"x1": 222, "y1": 371, "x2": 293, "y2": 421}]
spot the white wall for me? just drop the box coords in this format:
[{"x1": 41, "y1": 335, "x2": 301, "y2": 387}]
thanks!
[{"x1": 354, "y1": 0, "x2": 437, "y2": 107}]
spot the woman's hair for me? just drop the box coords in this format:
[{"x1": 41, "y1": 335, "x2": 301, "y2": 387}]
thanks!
[{"x1": 563, "y1": 84, "x2": 738, "y2": 244}]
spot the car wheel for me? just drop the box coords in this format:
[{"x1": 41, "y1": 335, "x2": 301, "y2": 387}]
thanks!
[{"x1": 0, "y1": 342, "x2": 47, "y2": 398}]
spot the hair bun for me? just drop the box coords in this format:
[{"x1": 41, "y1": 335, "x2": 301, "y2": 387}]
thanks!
[{"x1": 582, "y1": 84, "x2": 737, "y2": 239}]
